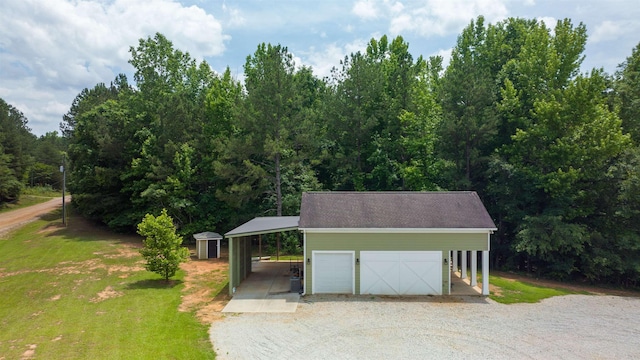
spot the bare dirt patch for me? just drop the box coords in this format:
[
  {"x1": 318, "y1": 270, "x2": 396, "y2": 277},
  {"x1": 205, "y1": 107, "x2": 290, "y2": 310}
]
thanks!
[
  {"x1": 489, "y1": 283, "x2": 503, "y2": 297},
  {"x1": 90, "y1": 286, "x2": 124, "y2": 303},
  {"x1": 21, "y1": 344, "x2": 36, "y2": 359},
  {"x1": 0, "y1": 247, "x2": 144, "y2": 280},
  {"x1": 37, "y1": 223, "x2": 65, "y2": 234},
  {"x1": 179, "y1": 256, "x2": 230, "y2": 324},
  {"x1": 94, "y1": 243, "x2": 142, "y2": 259}
]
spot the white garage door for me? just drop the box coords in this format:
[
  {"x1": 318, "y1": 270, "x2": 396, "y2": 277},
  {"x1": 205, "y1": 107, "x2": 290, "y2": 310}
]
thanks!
[
  {"x1": 313, "y1": 252, "x2": 354, "y2": 294},
  {"x1": 360, "y1": 251, "x2": 442, "y2": 295}
]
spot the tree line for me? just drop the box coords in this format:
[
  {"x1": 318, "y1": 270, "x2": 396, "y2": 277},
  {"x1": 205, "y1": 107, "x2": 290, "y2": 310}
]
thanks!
[
  {"x1": 40, "y1": 16, "x2": 640, "y2": 286},
  {"x1": 0, "y1": 99, "x2": 66, "y2": 204}
]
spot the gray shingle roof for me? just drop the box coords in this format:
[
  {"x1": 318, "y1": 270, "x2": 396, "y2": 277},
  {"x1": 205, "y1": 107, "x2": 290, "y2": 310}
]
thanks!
[
  {"x1": 225, "y1": 216, "x2": 300, "y2": 237},
  {"x1": 193, "y1": 232, "x2": 223, "y2": 240},
  {"x1": 299, "y1": 191, "x2": 496, "y2": 229}
]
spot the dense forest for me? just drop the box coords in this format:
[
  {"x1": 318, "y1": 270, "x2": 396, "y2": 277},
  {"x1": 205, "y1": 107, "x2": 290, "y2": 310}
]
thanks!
[
  {"x1": 4, "y1": 16, "x2": 640, "y2": 286},
  {"x1": 0, "y1": 99, "x2": 67, "y2": 202}
]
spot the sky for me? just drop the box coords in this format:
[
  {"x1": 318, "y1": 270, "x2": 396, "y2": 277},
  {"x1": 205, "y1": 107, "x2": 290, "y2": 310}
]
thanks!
[{"x1": 1, "y1": 0, "x2": 639, "y2": 136}]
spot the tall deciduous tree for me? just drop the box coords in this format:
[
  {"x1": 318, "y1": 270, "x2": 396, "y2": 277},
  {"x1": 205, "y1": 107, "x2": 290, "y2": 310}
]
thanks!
[
  {"x1": 508, "y1": 71, "x2": 630, "y2": 277},
  {"x1": 0, "y1": 98, "x2": 36, "y2": 184},
  {"x1": 615, "y1": 42, "x2": 640, "y2": 143},
  {"x1": 65, "y1": 78, "x2": 133, "y2": 226},
  {"x1": 397, "y1": 56, "x2": 447, "y2": 190},
  {"x1": 323, "y1": 35, "x2": 433, "y2": 191},
  {"x1": 0, "y1": 98, "x2": 37, "y2": 204}
]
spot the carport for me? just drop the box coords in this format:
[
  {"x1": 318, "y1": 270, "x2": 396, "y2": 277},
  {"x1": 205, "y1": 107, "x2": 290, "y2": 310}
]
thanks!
[
  {"x1": 225, "y1": 216, "x2": 300, "y2": 295},
  {"x1": 221, "y1": 261, "x2": 300, "y2": 313}
]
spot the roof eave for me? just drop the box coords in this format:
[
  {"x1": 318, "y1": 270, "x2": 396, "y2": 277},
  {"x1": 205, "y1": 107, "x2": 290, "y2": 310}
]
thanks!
[
  {"x1": 225, "y1": 226, "x2": 300, "y2": 238},
  {"x1": 299, "y1": 227, "x2": 497, "y2": 234}
]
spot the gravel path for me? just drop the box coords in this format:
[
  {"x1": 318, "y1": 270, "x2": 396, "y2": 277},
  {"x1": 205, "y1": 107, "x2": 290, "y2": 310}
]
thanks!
[{"x1": 210, "y1": 294, "x2": 640, "y2": 359}]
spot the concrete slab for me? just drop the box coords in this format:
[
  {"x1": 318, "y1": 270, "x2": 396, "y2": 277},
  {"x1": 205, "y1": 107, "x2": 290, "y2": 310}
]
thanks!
[
  {"x1": 450, "y1": 272, "x2": 483, "y2": 296},
  {"x1": 222, "y1": 262, "x2": 300, "y2": 313}
]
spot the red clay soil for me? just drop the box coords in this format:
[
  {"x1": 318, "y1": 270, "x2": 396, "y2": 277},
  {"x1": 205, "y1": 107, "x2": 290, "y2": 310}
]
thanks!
[{"x1": 179, "y1": 256, "x2": 231, "y2": 324}]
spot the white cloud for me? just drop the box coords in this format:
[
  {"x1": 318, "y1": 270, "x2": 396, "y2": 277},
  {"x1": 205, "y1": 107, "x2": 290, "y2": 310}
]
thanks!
[
  {"x1": 535, "y1": 16, "x2": 557, "y2": 36},
  {"x1": 590, "y1": 20, "x2": 623, "y2": 44},
  {"x1": 352, "y1": 0, "x2": 380, "y2": 20},
  {"x1": 298, "y1": 40, "x2": 370, "y2": 79},
  {"x1": 433, "y1": 48, "x2": 453, "y2": 70},
  {"x1": 385, "y1": 0, "x2": 404, "y2": 14},
  {"x1": 389, "y1": 0, "x2": 509, "y2": 37},
  {"x1": 0, "y1": 0, "x2": 229, "y2": 135},
  {"x1": 223, "y1": 4, "x2": 246, "y2": 28}
]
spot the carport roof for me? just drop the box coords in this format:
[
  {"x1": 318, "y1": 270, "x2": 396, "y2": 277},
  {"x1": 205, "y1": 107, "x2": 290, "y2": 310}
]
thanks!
[{"x1": 224, "y1": 216, "x2": 300, "y2": 238}]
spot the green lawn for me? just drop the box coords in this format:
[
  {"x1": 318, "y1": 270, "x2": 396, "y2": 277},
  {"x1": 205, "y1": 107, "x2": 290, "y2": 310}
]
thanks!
[
  {"x1": 0, "y1": 211, "x2": 215, "y2": 359},
  {"x1": 489, "y1": 275, "x2": 583, "y2": 304},
  {"x1": 21, "y1": 186, "x2": 62, "y2": 198}
]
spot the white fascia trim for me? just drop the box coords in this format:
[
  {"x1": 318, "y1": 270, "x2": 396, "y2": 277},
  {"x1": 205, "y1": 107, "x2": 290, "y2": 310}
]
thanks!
[
  {"x1": 299, "y1": 227, "x2": 496, "y2": 234},
  {"x1": 224, "y1": 226, "x2": 299, "y2": 238}
]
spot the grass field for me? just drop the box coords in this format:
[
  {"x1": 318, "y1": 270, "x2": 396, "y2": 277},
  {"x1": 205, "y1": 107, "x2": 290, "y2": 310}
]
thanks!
[
  {"x1": 0, "y1": 195, "x2": 57, "y2": 214},
  {"x1": 489, "y1": 275, "x2": 582, "y2": 304},
  {"x1": 0, "y1": 210, "x2": 216, "y2": 359},
  {"x1": 21, "y1": 186, "x2": 62, "y2": 198}
]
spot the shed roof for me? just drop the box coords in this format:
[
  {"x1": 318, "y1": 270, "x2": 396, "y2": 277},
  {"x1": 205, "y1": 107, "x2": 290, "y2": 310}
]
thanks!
[
  {"x1": 193, "y1": 232, "x2": 223, "y2": 240},
  {"x1": 299, "y1": 191, "x2": 496, "y2": 230},
  {"x1": 224, "y1": 216, "x2": 300, "y2": 238}
]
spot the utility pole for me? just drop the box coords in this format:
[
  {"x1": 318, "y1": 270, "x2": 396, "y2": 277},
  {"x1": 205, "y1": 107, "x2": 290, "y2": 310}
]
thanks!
[{"x1": 60, "y1": 156, "x2": 66, "y2": 226}]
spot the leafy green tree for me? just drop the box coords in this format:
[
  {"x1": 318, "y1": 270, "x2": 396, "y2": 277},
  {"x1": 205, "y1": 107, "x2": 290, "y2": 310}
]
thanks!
[
  {"x1": 502, "y1": 71, "x2": 630, "y2": 278},
  {"x1": 397, "y1": 56, "x2": 447, "y2": 190},
  {"x1": 0, "y1": 143, "x2": 22, "y2": 203},
  {"x1": 322, "y1": 35, "x2": 432, "y2": 191},
  {"x1": 123, "y1": 33, "x2": 217, "y2": 231},
  {"x1": 216, "y1": 43, "x2": 322, "y2": 219},
  {"x1": 438, "y1": 16, "x2": 499, "y2": 190},
  {"x1": 65, "y1": 79, "x2": 134, "y2": 227},
  {"x1": 137, "y1": 209, "x2": 189, "y2": 280},
  {"x1": 0, "y1": 98, "x2": 38, "y2": 204},
  {"x1": 0, "y1": 98, "x2": 36, "y2": 183},
  {"x1": 615, "y1": 42, "x2": 640, "y2": 143},
  {"x1": 323, "y1": 50, "x2": 383, "y2": 190},
  {"x1": 243, "y1": 43, "x2": 297, "y2": 216},
  {"x1": 28, "y1": 131, "x2": 66, "y2": 189},
  {"x1": 60, "y1": 80, "x2": 122, "y2": 139}
]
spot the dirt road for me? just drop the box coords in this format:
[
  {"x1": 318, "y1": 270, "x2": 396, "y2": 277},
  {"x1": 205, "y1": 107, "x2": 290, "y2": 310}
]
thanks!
[{"x1": 0, "y1": 197, "x2": 67, "y2": 236}]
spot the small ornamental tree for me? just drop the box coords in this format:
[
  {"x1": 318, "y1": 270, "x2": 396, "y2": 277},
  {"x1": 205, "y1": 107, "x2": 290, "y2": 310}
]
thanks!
[{"x1": 137, "y1": 209, "x2": 189, "y2": 280}]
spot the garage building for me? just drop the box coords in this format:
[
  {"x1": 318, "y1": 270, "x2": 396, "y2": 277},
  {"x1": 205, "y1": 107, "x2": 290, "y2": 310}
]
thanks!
[{"x1": 226, "y1": 191, "x2": 496, "y2": 296}]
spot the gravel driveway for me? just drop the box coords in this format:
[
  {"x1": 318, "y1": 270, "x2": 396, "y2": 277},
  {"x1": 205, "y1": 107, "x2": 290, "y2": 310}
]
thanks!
[{"x1": 210, "y1": 294, "x2": 640, "y2": 359}]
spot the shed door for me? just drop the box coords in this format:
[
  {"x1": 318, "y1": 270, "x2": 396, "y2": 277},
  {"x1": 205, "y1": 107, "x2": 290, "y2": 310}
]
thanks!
[
  {"x1": 207, "y1": 240, "x2": 217, "y2": 258},
  {"x1": 313, "y1": 252, "x2": 354, "y2": 294},
  {"x1": 360, "y1": 251, "x2": 442, "y2": 295}
]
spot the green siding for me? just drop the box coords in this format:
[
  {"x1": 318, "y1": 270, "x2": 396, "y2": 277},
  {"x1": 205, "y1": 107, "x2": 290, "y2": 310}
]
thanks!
[
  {"x1": 305, "y1": 232, "x2": 488, "y2": 295},
  {"x1": 229, "y1": 236, "x2": 252, "y2": 295}
]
